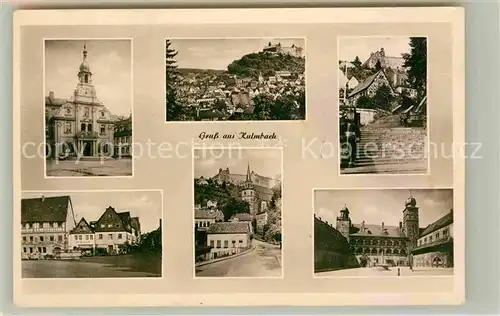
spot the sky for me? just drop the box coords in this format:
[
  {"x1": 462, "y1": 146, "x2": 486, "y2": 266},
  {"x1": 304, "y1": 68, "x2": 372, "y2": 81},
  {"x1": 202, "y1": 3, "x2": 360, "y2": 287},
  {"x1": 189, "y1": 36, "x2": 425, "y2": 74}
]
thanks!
[
  {"x1": 22, "y1": 191, "x2": 162, "y2": 234},
  {"x1": 169, "y1": 38, "x2": 305, "y2": 70},
  {"x1": 314, "y1": 189, "x2": 453, "y2": 229},
  {"x1": 339, "y1": 37, "x2": 412, "y2": 64},
  {"x1": 194, "y1": 148, "x2": 282, "y2": 180},
  {"x1": 45, "y1": 39, "x2": 132, "y2": 117}
]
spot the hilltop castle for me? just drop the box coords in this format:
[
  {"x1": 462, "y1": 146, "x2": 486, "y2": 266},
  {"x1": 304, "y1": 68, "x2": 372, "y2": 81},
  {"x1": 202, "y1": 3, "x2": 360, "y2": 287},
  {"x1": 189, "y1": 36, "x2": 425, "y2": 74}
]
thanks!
[{"x1": 263, "y1": 41, "x2": 304, "y2": 58}]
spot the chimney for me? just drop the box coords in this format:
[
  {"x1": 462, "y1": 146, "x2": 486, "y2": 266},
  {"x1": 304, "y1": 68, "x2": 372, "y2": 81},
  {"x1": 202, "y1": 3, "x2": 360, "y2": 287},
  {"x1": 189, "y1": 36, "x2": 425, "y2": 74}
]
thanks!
[
  {"x1": 361, "y1": 221, "x2": 365, "y2": 231},
  {"x1": 159, "y1": 218, "x2": 162, "y2": 228},
  {"x1": 381, "y1": 222, "x2": 385, "y2": 230},
  {"x1": 49, "y1": 91, "x2": 54, "y2": 99},
  {"x1": 399, "y1": 221, "x2": 402, "y2": 229}
]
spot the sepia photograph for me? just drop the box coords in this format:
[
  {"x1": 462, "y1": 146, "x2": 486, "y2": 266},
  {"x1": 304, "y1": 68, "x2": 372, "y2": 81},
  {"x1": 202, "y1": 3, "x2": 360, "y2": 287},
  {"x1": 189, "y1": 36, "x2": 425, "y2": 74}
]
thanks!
[
  {"x1": 193, "y1": 148, "x2": 282, "y2": 277},
  {"x1": 21, "y1": 190, "x2": 162, "y2": 278},
  {"x1": 44, "y1": 39, "x2": 133, "y2": 177},
  {"x1": 338, "y1": 37, "x2": 428, "y2": 175},
  {"x1": 314, "y1": 188, "x2": 454, "y2": 277},
  {"x1": 166, "y1": 38, "x2": 306, "y2": 122}
]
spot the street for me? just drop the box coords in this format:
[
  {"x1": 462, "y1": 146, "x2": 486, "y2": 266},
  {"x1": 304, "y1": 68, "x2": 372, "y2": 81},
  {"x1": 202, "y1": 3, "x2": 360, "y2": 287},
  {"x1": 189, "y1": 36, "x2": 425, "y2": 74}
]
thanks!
[
  {"x1": 196, "y1": 239, "x2": 282, "y2": 277},
  {"x1": 22, "y1": 253, "x2": 161, "y2": 278},
  {"x1": 315, "y1": 266, "x2": 454, "y2": 277},
  {"x1": 46, "y1": 159, "x2": 132, "y2": 176}
]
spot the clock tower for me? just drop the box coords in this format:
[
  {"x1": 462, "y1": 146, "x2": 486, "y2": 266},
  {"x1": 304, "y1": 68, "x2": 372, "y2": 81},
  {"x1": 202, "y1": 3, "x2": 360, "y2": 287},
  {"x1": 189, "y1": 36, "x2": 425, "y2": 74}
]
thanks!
[
  {"x1": 74, "y1": 43, "x2": 98, "y2": 104},
  {"x1": 336, "y1": 205, "x2": 351, "y2": 242},
  {"x1": 403, "y1": 193, "x2": 420, "y2": 256}
]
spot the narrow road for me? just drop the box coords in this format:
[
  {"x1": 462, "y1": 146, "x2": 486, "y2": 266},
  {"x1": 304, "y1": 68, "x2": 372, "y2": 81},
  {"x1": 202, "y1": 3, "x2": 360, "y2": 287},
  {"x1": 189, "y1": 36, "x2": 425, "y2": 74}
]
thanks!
[{"x1": 196, "y1": 239, "x2": 282, "y2": 277}]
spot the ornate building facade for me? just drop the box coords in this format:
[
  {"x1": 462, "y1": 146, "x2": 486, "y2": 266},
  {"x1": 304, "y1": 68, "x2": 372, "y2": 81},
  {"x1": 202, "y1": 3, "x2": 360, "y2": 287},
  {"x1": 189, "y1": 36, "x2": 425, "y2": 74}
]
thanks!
[
  {"x1": 21, "y1": 195, "x2": 77, "y2": 259},
  {"x1": 335, "y1": 195, "x2": 425, "y2": 267},
  {"x1": 45, "y1": 44, "x2": 116, "y2": 158}
]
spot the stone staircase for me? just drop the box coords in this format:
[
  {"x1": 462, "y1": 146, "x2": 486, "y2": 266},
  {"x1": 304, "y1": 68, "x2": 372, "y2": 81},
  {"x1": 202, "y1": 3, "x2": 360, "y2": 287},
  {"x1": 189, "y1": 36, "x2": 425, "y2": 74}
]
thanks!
[{"x1": 342, "y1": 115, "x2": 428, "y2": 174}]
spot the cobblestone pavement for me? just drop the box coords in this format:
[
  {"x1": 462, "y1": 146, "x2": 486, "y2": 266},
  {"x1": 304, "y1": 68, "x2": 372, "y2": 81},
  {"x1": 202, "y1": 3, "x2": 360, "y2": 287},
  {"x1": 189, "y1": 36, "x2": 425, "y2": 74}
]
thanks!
[{"x1": 46, "y1": 159, "x2": 132, "y2": 176}]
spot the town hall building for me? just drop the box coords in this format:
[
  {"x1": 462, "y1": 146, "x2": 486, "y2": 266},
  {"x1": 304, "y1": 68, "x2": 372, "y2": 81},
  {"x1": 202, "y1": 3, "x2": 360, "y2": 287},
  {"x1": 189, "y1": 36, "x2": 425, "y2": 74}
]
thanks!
[{"x1": 45, "y1": 44, "x2": 117, "y2": 158}]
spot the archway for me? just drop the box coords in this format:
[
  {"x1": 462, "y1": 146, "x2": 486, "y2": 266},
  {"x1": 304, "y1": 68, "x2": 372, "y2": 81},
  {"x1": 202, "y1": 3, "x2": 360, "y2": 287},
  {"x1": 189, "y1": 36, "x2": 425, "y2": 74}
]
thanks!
[{"x1": 432, "y1": 256, "x2": 443, "y2": 267}]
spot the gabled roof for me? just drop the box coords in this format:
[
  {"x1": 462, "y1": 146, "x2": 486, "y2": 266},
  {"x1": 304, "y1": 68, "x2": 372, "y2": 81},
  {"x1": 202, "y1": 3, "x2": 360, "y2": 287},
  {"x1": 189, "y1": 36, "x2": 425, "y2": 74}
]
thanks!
[
  {"x1": 419, "y1": 210, "x2": 453, "y2": 237},
  {"x1": 130, "y1": 217, "x2": 141, "y2": 232},
  {"x1": 350, "y1": 223, "x2": 406, "y2": 238},
  {"x1": 70, "y1": 217, "x2": 94, "y2": 234},
  {"x1": 348, "y1": 69, "x2": 393, "y2": 98},
  {"x1": 93, "y1": 206, "x2": 133, "y2": 233},
  {"x1": 118, "y1": 211, "x2": 132, "y2": 230},
  {"x1": 207, "y1": 222, "x2": 250, "y2": 234},
  {"x1": 21, "y1": 196, "x2": 70, "y2": 223}
]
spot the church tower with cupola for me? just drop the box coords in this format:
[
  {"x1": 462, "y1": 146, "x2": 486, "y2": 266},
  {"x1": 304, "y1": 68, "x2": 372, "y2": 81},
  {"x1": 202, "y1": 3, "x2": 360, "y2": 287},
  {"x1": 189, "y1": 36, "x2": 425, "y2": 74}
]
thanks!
[
  {"x1": 74, "y1": 43, "x2": 99, "y2": 104},
  {"x1": 403, "y1": 193, "x2": 420, "y2": 254},
  {"x1": 336, "y1": 205, "x2": 351, "y2": 242},
  {"x1": 241, "y1": 163, "x2": 257, "y2": 215}
]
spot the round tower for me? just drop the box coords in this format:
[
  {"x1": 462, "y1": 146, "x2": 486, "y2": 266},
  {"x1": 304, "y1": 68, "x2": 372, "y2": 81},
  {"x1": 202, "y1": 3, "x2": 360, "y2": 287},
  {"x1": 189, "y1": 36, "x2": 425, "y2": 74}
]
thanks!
[
  {"x1": 403, "y1": 193, "x2": 420, "y2": 259},
  {"x1": 336, "y1": 205, "x2": 351, "y2": 242}
]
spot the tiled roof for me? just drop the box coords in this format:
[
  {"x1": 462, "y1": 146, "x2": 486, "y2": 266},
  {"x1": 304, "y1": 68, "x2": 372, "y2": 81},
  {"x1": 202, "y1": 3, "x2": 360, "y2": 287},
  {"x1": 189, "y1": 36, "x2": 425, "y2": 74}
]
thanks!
[
  {"x1": 70, "y1": 217, "x2": 94, "y2": 234},
  {"x1": 130, "y1": 217, "x2": 141, "y2": 232},
  {"x1": 118, "y1": 211, "x2": 132, "y2": 231},
  {"x1": 419, "y1": 211, "x2": 453, "y2": 237},
  {"x1": 207, "y1": 222, "x2": 250, "y2": 234},
  {"x1": 348, "y1": 70, "x2": 382, "y2": 98},
  {"x1": 195, "y1": 209, "x2": 218, "y2": 219},
  {"x1": 21, "y1": 196, "x2": 70, "y2": 223},
  {"x1": 231, "y1": 213, "x2": 252, "y2": 222},
  {"x1": 45, "y1": 96, "x2": 67, "y2": 106},
  {"x1": 350, "y1": 223, "x2": 406, "y2": 238}
]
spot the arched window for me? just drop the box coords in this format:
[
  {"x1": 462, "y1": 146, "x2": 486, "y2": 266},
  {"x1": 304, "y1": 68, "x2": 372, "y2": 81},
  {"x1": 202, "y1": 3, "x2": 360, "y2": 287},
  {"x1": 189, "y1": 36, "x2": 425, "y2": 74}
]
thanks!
[
  {"x1": 386, "y1": 249, "x2": 392, "y2": 255},
  {"x1": 81, "y1": 123, "x2": 86, "y2": 131},
  {"x1": 393, "y1": 249, "x2": 399, "y2": 255},
  {"x1": 87, "y1": 123, "x2": 92, "y2": 132},
  {"x1": 371, "y1": 248, "x2": 377, "y2": 254}
]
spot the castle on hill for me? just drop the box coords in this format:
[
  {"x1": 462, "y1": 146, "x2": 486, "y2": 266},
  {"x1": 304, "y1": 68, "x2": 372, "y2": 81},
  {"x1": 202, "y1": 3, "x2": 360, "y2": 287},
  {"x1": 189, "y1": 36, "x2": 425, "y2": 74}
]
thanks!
[{"x1": 262, "y1": 41, "x2": 304, "y2": 58}]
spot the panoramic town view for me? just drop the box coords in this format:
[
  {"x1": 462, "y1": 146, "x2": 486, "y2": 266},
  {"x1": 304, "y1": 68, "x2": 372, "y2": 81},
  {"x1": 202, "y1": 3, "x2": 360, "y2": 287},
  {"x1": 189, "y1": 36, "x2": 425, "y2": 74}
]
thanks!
[
  {"x1": 21, "y1": 191, "x2": 162, "y2": 278},
  {"x1": 314, "y1": 189, "x2": 453, "y2": 277},
  {"x1": 193, "y1": 148, "x2": 282, "y2": 277},
  {"x1": 338, "y1": 37, "x2": 428, "y2": 174},
  {"x1": 166, "y1": 38, "x2": 306, "y2": 121},
  {"x1": 44, "y1": 40, "x2": 132, "y2": 177}
]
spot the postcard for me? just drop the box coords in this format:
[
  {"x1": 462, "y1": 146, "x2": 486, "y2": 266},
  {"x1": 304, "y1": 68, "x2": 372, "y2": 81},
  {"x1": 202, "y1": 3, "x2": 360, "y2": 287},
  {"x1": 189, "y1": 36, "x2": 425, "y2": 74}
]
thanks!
[{"x1": 13, "y1": 7, "x2": 465, "y2": 307}]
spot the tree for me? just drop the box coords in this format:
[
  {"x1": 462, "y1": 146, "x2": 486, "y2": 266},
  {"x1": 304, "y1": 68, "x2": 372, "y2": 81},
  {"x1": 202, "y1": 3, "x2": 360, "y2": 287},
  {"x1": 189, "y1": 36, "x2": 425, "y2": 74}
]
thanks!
[
  {"x1": 372, "y1": 85, "x2": 394, "y2": 111},
  {"x1": 403, "y1": 37, "x2": 427, "y2": 100},
  {"x1": 165, "y1": 39, "x2": 183, "y2": 121},
  {"x1": 352, "y1": 56, "x2": 362, "y2": 68},
  {"x1": 356, "y1": 95, "x2": 374, "y2": 109},
  {"x1": 221, "y1": 197, "x2": 250, "y2": 221},
  {"x1": 375, "y1": 60, "x2": 382, "y2": 71}
]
